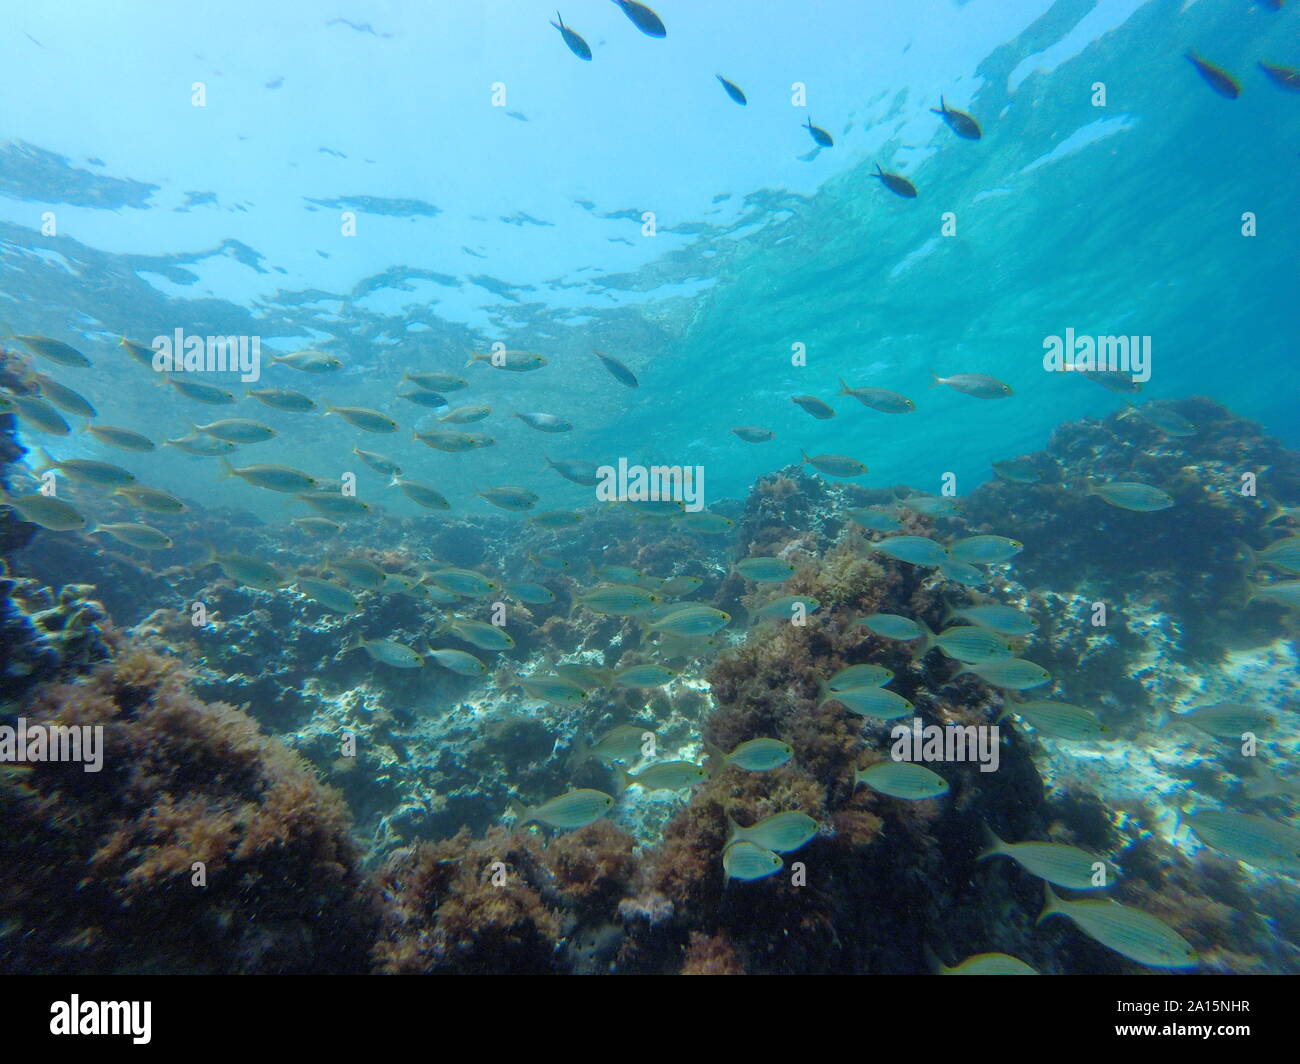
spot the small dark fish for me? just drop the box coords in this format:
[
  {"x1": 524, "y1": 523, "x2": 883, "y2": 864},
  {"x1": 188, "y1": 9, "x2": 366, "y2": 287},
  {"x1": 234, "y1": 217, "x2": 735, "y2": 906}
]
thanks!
[
  {"x1": 930, "y1": 96, "x2": 981, "y2": 139},
  {"x1": 1259, "y1": 61, "x2": 1300, "y2": 92},
  {"x1": 791, "y1": 394, "x2": 835, "y2": 420},
  {"x1": 804, "y1": 117, "x2": 833, "y2": 148},
  {"x1": 399, "y1": 390, "x2": 448, "y2": 408},
  {"x1": 1186, "y1": 52, "x2": 1240, "y2": 99},
  {"x1": 874, "y1": 163, "x2": 917, "y2": 199},
  {"x1": 717, "y1": 75, "x2": 747, "y2": 106},
  {"x1": 551, "y1": 13, "x2": 592, "y2": 61},
  {"x1": 612, "y1": 0, "x2": 666, "y2": 38},
  {"x1": 594, "y1": 348, "x2": 638, "y2": 388}
]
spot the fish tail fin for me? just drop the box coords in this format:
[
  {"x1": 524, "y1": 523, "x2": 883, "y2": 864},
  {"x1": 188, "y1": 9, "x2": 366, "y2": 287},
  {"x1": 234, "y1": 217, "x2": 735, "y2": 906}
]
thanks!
[
  {"x1": 704, "y1": 741, "x2": 725, "y2": 778},
  {"x1": 1037, "y1": 883, "x2": 1062, "y2": 926},
  {"x1": 31, "y1": 446, "x2": 56, "y2": 476},
  {"x1": 387, "y1": 474, "x2": 403, "y2": 489},
  {"x1": 464, "y1": 354, "x2": 478, "y2": 368},
  {"x1": 928, "y1": 370, "x2": 941, "y2": 387},
  {"x1": 568, "y1": 737, "x2": 591, "y2": 771},
  {"x1": 507, "y1": 798, "x2": 531, "y2": 828},
  {"x1": 977, "y1": 822, "x2": 1005, "y2": 861},
  {"x1": 217, "y1": 457, "x2": 236, "y2": 481},
  {"x1": 836, "y1": 378, "x2": 850, "y2": 395},
  {"x1": 340, "y1": 631, "x2": 362, "y2": 656},
  {"x1": 922, "y1": 943, "x2": 947, "y2": 974},
  {"x1": 800, "y1": 449, "x2": 811, "y2": 464},
  {"x1": 725, "y1": 814, "x2": 742, "y2": 847},
  {"x1": 614, "y1": 768, "x2": 630, "y2": 798}
]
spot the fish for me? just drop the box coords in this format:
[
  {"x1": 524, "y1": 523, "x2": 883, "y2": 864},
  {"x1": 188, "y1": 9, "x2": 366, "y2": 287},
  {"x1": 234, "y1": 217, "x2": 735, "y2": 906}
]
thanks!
[
  {"x1": 991, "y1": 457, "x2": 1041, "y2": 484},
  {"x1": 269, "y1": 350, "x2": 342, "y2": 372},
  {"x1": 219, "y1": 459, "x2": 317, "y2": 493},
  {"x1": 801, "y1": 451, "x2": 868, "y2": 477},
  {"x1": 1119, "y1": 400, "x2": 1196, "y2": 437},
  {"x1": 550, "y1": 12, "x2": 593, "y2": 59},
  {"x1": 575, "y1": 583, "x2": 661, "y2": 615},
  {"x1": 791, "y1": 394, "x2": 834, "y2": 419},
  {"x1": 873, "y1": 163, "x2": 917, "y2": 198},
  {"x1": 931, "y1": 953, "x2": 1037, "y2": 976},
  {"x1": 1184, "y1": 810, "x2": 1300, "y2": 873},
  {"x1": 1038, "y1": 885, "x2": 1197, "y2": 969},
  {"x1": 398, "y1": 390, "x2": 448, "y2": 409},
  {"x1": 478, "y1": 486, "x2": 539, "y2": 512},
  {"x1": 35, "y1": 453, "x2": 136, "y2": 487},
  {"x1": 855, "y1": 761, "x2": 948, "y2": 800},
  {"x1": 353, "y1": 449, "x2": 402, "y2": 477},
  {"x1": 678, "y1": 512, "x2": 735, "y2": 534},
  {"x1": 857, "y1": 613, "x2": 929, "y2": 641},
  {"x1": 708, "y1": 738, "x2": 793, "y2": 773},
  {"x1": 32, "y1": 374, "x2": 96, "y2": 418},
  {"x1": 722, "y1": 841, "x2": 783, "y2": 881},
  {"x1": 292, "y1": 516, "x2": 340, "y2": 536},
  {"x1": 428, "y1": 568, "x2": 502, "y2": 597},
  {"x1": 551, "y1": 663, "x2": 613, "y2": 689},
  {"x1": 612, "y1": 1, "x2": 666, "y2": 38},
  {"x1": 1087, "y1": 481, "x2": 1174, "y2": 512},
  {"x1": 930, "y1": 96, "x2": 981, "y2": 139},
  {"x1": 593, "y1": 349, "x2": 639, "y2": 388},
  {"x1": 295, "y1": 578, "x2": 360, "y2": 614},
  {"x1": 727, "y1": 812, "x2": 818, "y2": 854},
  {"x1": 7, "y1": 394, "x2": 71, "y2": 435},
  {"x1": 115, "y1": 484, "x2": 187, "y2": 514},
  {"x1": 119, "y1": 338, "x2": 158, "y2": 366},
  {"x1": 948, "y1": 535, "x2": 1023, "y2": 565},
  {"x1": 391, "y1": 477, "x2": 450, "y2": 510},
  {"x1": 247, "y1": 388, "x2": 317, "y2": 412},
  {"x1": 931, "y1": 626, "x2": 1012, "y2": 664},
  {"x1": 1242, "y1": 761, "x2": 1300, "y2": 802},
  {"x1": 544, "y1": 455, "x2": 602, "y2": 486},
  {"x1": 412, "y1": 428, "x2": 477, "y2": 452},
  {"x1": 597, "y1": 565, "x2": 642, "y2": 584},
  {"x1": 803, "y1": 117, "x2": 833, "y2": 147},
  {"x1": 945, "y1": 603, "x2": 1036, "y2": 636},
  {"x1": 404, "y1": 371, "x2": 467, "y2": 391},
  {"x1": 325, "y1": 405, "x2": 399, "y2": 433},
  {"x1": 998, "y1": 701, "x2": 1109, "y2": 740},
  {"x1": 0, "y1": 492, "x2": 87, "y2": 530},
  {"x1": 427, "y1": 647, "x2": 489, "y2": 675},
  {"x1": 1258, "y1": 61, "x2": 1300, "y2": 92},
  {"x1": 439, "y1": 405, "x2": 491, "y2": 424},
  {"x1": 203, "y1": 549, "x2": 286, "y2": 591},
  {"x1": 1246, "y1": 579, "x2": 1300, "y2": 609},
  {"x1": 466, "y1": 349, "x2": 546, "y2": 371},
  {"x1": 979, "y1": 826, "x2": 1115, "y2": 890},
  {"x1": 195, "y1": 418, "x2": 276, "y2": 444},
  {"x1": 938, "y1": 560, "x2": 985, "y2": 587},
  {"x1": 328, "y1": 558, "x2": 387, "y2": 589},
  {"x1": 1078, "y1": 368, "x2": 1142, "y2": 394},
  {"x1": 296, "y1": 492, "x2": 370, "y2": 518},
  {"x1": 870, "y1": 536, "x2": 948, "y2": 567},
  {"x1": 717, "y1": 75, "x2": 747, "y2": 105},
  {"x1": 620, "y1": 761, "x2": 707, "y2": 792},
  {"x1": 88, "y1": 522, "x2": 173, "y2": 550},
  {"x1": 827, "y1": 663, "x2": 894, "y2": 690},
  {"x1": 164, "y1": 433, "x2": 236, "y2": 456},
  {"x1": 435, "y1": 617, "x2": 514, "y2": 651},
  {"x1": 821, "y1": 686, "x2": 913, "y2": 720},
  {"x1": 645, "y1": 604, "x2": 730, "y2": 637},
  {"x1": 1186, "y1": 52, "x2": 1240, "y2": 99},
  {"x1": 168, "y1": 379, "x2": 238, "y2": 404},
  {"x1": 14, "y1": 334, "x2": 91, "y2": 368},
  {"x1": 572, "y1": 724, "x2": 652, "y2": 768},
  {"x1": 516, "y1": 673, "x2": 588, "y2": 705},
  {"x1": 899, "y1": 495, "x2": 961, "y2": 519},
  {"x1": 529, "y1": 550, "x2": 570, "y2": 571},
  {"x1": 515, "y1": 412, "x2": 573, "y2": 432},
  {"x1": 1244, "y1": 536, "x2": 1300, "y2": 575},
  {"x1": 754, "y1": 595, "x2": 821, "y2": 620},
  {"x1": 734, "y1": 557, "x2": 796, "y2": 582},
  {"x1": 956, "y1": 658, "x2": 1051, "y2": 690},
  {"x1": 506, "y1": 582, "x2": 555, "y2": 604},
  {"x1": 85, "y1": 425, "x2": 156, "y2": 452},
  {"x1": 731, "y1": 426, "x2": 775, "y2": 443},
  {"x1": 656, "y1": 575, "x2": 703, "y2": 598},
  {"x1": 847, "y1": 508, "x2": 902, "y2": 532},
  {"x1": 930, "y1": 372, "x2": 1012, "y2": 399},
  {"x1": 342, "y1": 634, "x2": 423, "y2": 667},
  {"x1": 511, "y1": 789, "x2": 614, "y2": 830},
  {"x1": 836, "y1": 379, "x2": 915, "y2": 413},
  {"x1": 614, "y1": 663, "x2": 676, "y2": 687},
  {"x1": 1168, "y1": 703, "x2": 1273, "y2": 740}
]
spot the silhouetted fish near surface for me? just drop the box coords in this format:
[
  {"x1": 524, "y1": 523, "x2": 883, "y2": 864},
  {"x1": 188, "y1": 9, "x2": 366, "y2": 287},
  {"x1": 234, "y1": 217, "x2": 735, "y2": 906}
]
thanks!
[
  {"x1": 717, "y1": 75, "x2": 747, "y2": 105},
  {"x1": 594, "y1": 348, "x2": 638, "y2": 388},
  {"x1": 804, "y1": 118, "x2": 833, "y2": 147},
  {"x1": 612, "y1": 0, "x2": 666, "y2": 38},
  {"x1": 873, "y1": 164, "x2": 917, "y2": 198},
  {"x1": 930, "y1": 96, "x2": 981, "y2": 139},
  {"x1": 1186, "y1": 52, "x2": 1240, "y2": 98},
  {"x1": 1259, "y1": 61, "x2": 1300, "y2": 92},
  {"x1": 551, "y1": 13, "x2": 592, "y2": 60}
]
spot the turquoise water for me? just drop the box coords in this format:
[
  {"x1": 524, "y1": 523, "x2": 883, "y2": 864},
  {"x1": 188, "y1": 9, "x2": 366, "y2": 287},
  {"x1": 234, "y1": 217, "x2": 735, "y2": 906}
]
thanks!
[{"x1": 2, "y1": 0, "x2": 1299, "y2": 976}]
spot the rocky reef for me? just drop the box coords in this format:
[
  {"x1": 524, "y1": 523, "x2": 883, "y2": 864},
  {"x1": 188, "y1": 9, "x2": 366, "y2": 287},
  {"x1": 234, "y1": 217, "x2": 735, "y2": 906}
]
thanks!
[{"x1": 1, "y1": 397, "x2": 1296, "y2": 973}]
